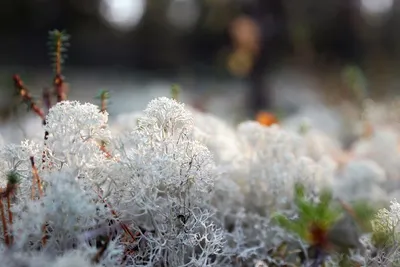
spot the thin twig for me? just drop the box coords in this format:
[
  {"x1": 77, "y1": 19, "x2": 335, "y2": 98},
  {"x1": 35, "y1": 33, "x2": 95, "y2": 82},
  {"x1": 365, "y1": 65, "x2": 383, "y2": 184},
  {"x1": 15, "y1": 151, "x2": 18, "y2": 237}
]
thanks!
[
  {"x1": 0, "y1": 198, "x2": 10, "y2": 246},
  {"x1": 54, "y1": 74, "x2": 66, "y2": 102},
  {"x1": 13, "y1": 75, "x2": 45, "y2": 122},
  {"x1": 95, "y1": 190, "x2": 138, "y2": 241},
  {"x1": 30, "y1": 156, "x2": 43, "y2": 199},
  {"x1": 6, "y1": 195, "x2": 13, "y2": 245}
]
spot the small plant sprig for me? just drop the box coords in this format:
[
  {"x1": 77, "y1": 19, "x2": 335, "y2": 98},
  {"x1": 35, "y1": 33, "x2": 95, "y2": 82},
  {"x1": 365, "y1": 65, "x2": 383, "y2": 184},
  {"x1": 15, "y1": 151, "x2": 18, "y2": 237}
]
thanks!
[
  {"x1": 48, "y1": 29, "x2": 70, "y2": 102},
  {"x1": 12, "y1": 30, "x2": 70, "y2": 171},
  {"x1": 12, "y1": 30, "x2": 70, "y2": 119},
  {"x1": 0, "y1": 171, "x2": 20, "y2": 246},
  {"x1": 13, "y1": 74, "x2": 52, "y2": 169},
  {"x1": 96, "y1": 90, "x2": 110, "y2": 113},
  {"x1": 0, "y1": 171, "x2": 20, "y2": 199},
  {"x1": 45, "y1": 30, "x2": 70, "y2": 168},
  {"x1": 272, "y1": 184, "x2": 342, "y2": 265},
  {"x1": 272, "y1": 184, "x2": 377, "y2": 266}
]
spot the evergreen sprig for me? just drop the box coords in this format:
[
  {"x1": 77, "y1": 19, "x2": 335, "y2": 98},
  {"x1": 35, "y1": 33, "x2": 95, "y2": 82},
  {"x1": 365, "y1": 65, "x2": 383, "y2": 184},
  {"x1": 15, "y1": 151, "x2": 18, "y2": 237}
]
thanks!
[
  {"x1": 95, "y1": 90, "x2": 111, "y2": 113},
  {"x1": 47, "y1": 29, "x2": 70, "y2": 75},
  {"x1": 273, "y1": 183, "x2": 341, "y2": 245},
  {"x1": 48, "y1": 29, "x2": 70, "y2": 102}
]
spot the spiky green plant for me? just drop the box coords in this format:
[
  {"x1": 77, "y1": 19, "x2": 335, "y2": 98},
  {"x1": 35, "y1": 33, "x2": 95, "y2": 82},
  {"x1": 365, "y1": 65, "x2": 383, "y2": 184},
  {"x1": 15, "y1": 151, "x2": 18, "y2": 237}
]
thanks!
[
  {"x1": 273, "y1": 183, "x2": 341, "y2": 249},
  {"x1": 48, "y1": 29, "x2": 70, "y2": 76},
  {"x1": 272, "y1": 183, "x2": 380, "y2": 266},
  {"x1": 48, "y1": 29, "x2": 70, "y2": 102}
]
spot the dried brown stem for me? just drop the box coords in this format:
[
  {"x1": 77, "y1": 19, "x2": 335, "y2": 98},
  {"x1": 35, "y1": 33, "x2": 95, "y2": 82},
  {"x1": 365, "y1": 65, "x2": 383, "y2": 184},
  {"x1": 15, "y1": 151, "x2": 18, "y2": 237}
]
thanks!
[
  {"x1": 13, "y1": 75, "x2": 45, "y2": 122},
  {"x1": 0, "y1": 184, "x2": 17, "y2": 199},
  {"x1": 101, "y1": 95, "x2": 107, "y2": 113},
  {"x1": 0, "y1": 198, "x2": 10, "y2": 246},
  {"x1": 6, "y1": 195, "x2": 13, "y2": 244},
  {"x1": 54, "y1": 74, "x2": 66, "y2": 102},
  {"x1": 6, "y1": 196, "x2": 12, "y2": 227},
  {"x1": 41, "y1": 223, "x2": 47, "y2": 247},
  {"x1": 30, "y1": 156, "x2": 43, "y2": 199},
  {"x1": 95, "y1": 190, "x2": 138, "y2": 241},
  {"x1": 0, "y1": 177, "x2": 18, "y2": 246}
]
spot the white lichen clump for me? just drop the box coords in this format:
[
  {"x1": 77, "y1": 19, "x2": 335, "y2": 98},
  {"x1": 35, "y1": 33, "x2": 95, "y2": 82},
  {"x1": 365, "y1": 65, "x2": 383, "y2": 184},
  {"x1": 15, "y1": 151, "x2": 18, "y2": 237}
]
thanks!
[
  {"x1": 0, "y1": 98, "x2": 227, "y2": 267},
  {"x1": 0, "y1": 96, "x2": 400, "y2": 266}
]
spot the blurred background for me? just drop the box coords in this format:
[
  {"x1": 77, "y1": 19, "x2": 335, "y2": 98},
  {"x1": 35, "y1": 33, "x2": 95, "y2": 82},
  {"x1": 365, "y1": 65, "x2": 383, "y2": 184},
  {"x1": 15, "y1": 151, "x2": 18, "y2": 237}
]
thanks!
[{"x1": 0, "y1": 0, "x2": 399, "y2": 123}]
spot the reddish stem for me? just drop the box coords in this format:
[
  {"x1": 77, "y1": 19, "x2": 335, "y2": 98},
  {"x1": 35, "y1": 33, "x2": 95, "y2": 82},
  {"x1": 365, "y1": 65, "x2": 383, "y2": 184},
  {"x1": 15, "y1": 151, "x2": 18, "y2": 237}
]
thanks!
[
  {"x1": 101, "y1": 95, "x2": 107, "y2": 113},
  {"x1": 95, "y1": 190, "x2": 138, "y2": 241},
  {"x1": 30, "y1": 156, "x2": 43, "y2": 199},
  {"x1": 41, "y1": 223, "x2": 47, "y2": 247},
  {"x1": 6, "y1": 195, "x2": 13, "y2": 244},
  {"x1": 0, "y1": 198, "x2": 10, "y2": 246},
  {"x1": 54, "y1": 74, "x2": 66, "y2": 102},
  {"x1": 13, "y1": 75, "x2": 45, "y2": 122}
]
